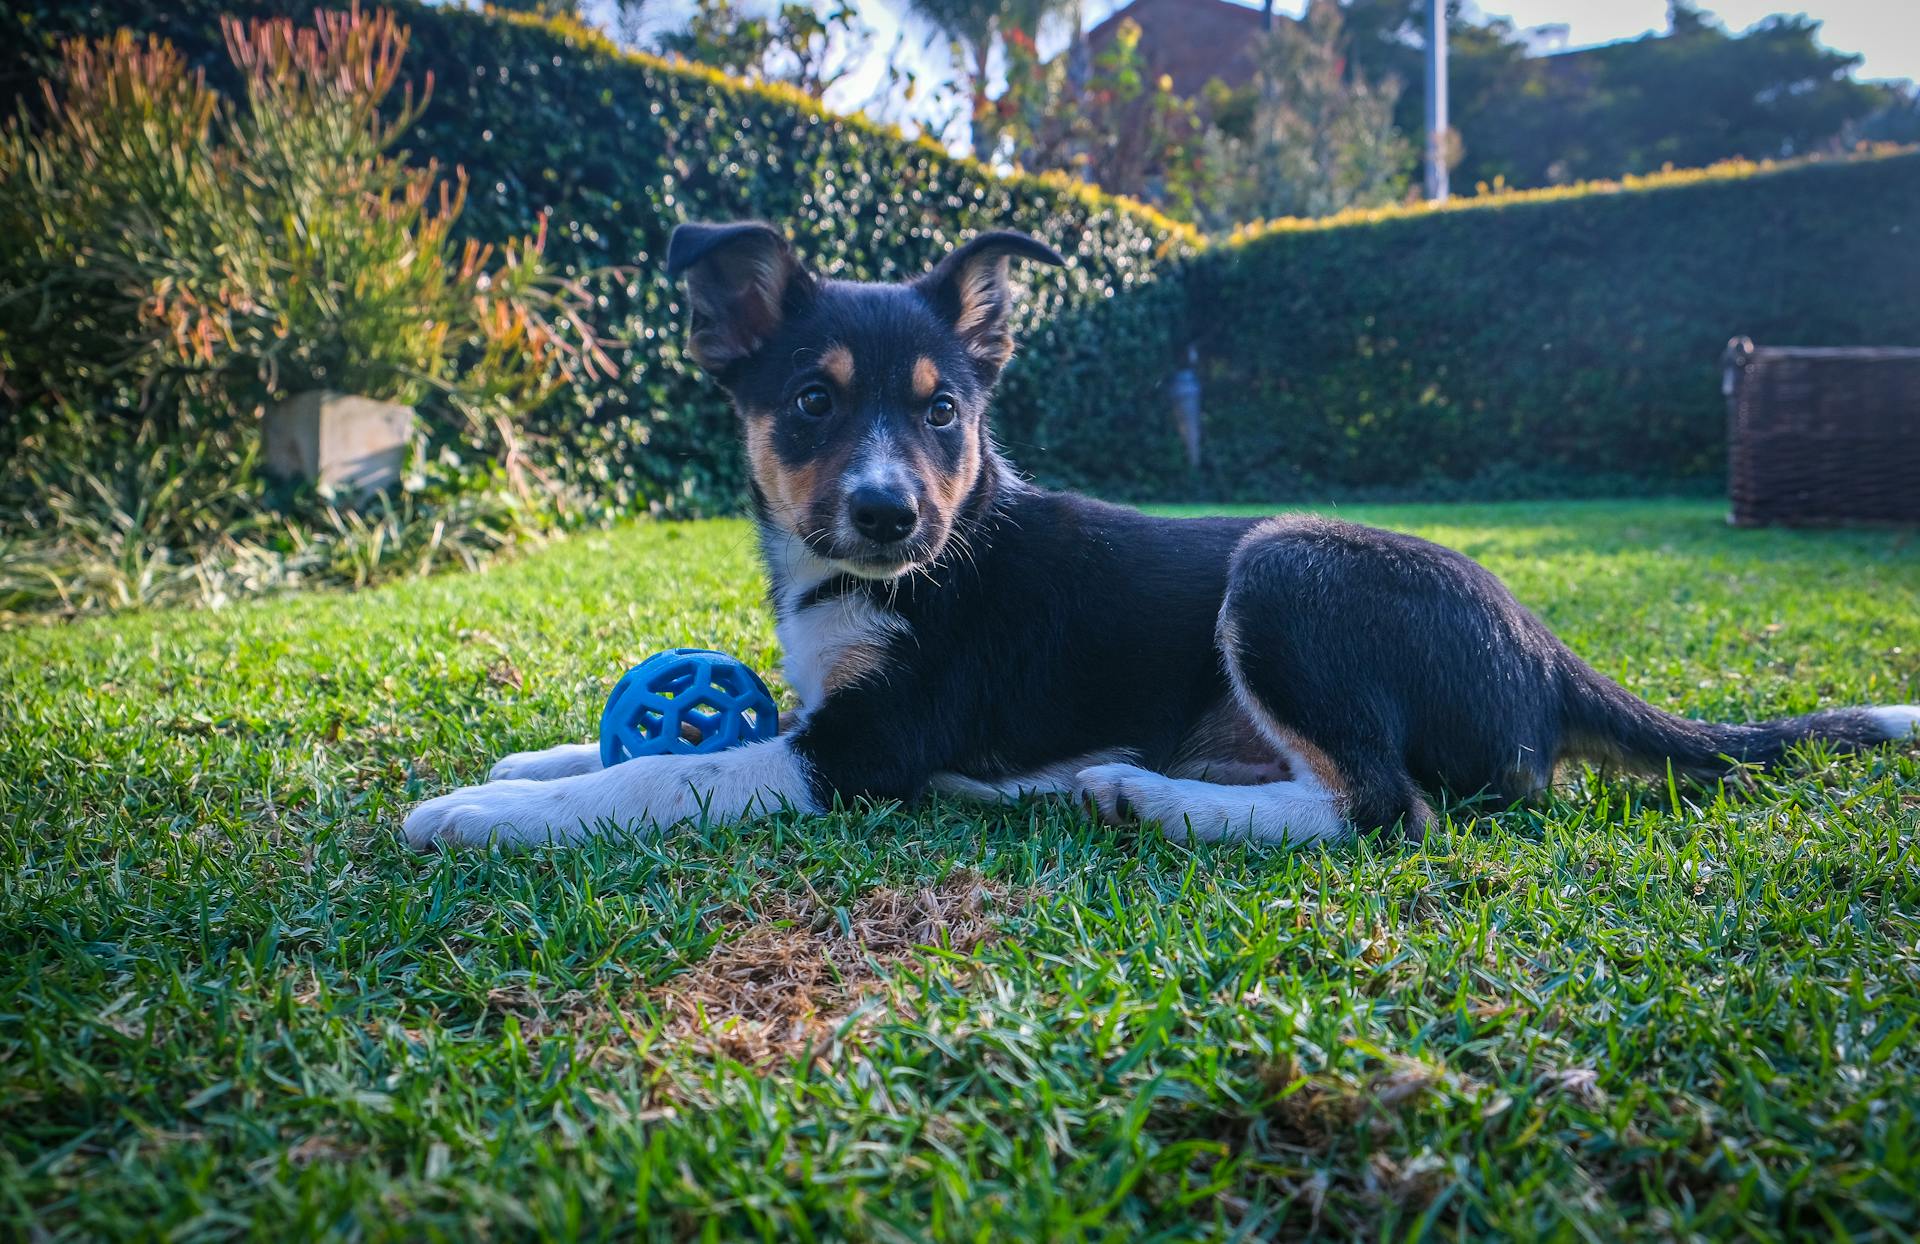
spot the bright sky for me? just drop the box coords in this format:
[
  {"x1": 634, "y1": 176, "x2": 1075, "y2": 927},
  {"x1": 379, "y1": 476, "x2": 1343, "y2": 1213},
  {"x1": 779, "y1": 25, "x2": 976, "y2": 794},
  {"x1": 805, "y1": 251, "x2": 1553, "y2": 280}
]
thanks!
[
  {"x1": 621, "y1": 0, "x2": 1920, "y2": 150},
  {"x1": 1460, "y1": 0, "x2": 1920, "y2": 81},
  {"x1": 1075, "y1": 1, "x2": 1920, "y2": 82}
]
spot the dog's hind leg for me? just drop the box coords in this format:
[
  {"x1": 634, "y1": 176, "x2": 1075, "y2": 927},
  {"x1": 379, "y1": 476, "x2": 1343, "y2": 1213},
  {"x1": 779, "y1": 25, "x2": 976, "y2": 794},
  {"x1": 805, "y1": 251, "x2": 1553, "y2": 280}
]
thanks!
[
  {"x1": 1071, "y1": 520, "x2": 1473, "y2": 847},
  {"x1": 488, "y1": 742, "x2": 605, "y2": 782},
  {"x1": 1212, "y1": 521, "x2": 1470, "y2": 842},
  {"x1": 1073, "y1": 762, "x2": 1349, "y2": 845},
  {"x1": 1215, "y1": 516, "x2": 1607, "y2": 841}
]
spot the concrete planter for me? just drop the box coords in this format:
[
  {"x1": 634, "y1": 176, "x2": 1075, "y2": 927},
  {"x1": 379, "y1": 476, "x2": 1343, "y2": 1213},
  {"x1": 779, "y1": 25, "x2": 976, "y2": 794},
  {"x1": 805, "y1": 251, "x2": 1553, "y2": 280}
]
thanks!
[{"x1": 262, "y1": 390, "x2": 414, "y2": 497}]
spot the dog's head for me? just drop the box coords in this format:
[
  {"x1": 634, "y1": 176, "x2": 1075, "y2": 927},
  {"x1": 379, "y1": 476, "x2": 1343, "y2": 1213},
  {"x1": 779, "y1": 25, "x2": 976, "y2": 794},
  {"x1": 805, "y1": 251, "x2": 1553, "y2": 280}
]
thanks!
[{"x1": 667, "y1": 222, "x2": 1064, "y2": 579}]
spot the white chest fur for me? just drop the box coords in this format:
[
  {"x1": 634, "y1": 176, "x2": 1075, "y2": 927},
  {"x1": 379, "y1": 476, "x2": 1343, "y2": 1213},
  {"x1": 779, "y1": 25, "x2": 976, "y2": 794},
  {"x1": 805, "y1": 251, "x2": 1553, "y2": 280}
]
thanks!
[
  {"x1": 763, "y1": 528, "x2": 909, "y2": 711},
  {"x1": 777, "y1": 593, "x2": 906, "y2": 709}
]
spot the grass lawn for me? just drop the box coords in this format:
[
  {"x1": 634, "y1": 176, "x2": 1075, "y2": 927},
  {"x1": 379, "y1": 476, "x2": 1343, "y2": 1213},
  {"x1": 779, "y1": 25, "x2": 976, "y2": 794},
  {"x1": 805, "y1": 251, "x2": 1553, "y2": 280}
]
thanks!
[{"x1": 5, "y1": 498, "x2": 1920, "y2": 1240}]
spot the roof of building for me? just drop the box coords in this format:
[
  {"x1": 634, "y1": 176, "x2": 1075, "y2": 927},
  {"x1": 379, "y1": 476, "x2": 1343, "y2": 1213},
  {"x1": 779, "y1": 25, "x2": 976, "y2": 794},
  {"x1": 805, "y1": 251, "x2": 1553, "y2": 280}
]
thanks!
[{"x1": 1084, "y1": 0, "x2": 1283, "y2": 96}]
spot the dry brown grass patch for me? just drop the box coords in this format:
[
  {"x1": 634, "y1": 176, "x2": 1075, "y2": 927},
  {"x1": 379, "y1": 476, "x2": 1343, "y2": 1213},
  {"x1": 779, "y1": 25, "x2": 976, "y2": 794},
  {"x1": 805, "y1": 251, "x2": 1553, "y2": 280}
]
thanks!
[
  {"x1": 1259, "y1": 1051, "x2": 1488, "y2": 1146},
  {"x1": 658, "y1": 870, "x2": 1017, "y2": 1064},
  {"x1": 469, "y1": 872, "x2": 1023, "y2": 1074}
]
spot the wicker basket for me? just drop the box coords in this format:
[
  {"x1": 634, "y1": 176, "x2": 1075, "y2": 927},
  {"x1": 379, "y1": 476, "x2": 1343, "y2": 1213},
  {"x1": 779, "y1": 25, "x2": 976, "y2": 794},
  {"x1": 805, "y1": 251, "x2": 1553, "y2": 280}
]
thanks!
[{"x1": 1723, "y1": 338, "x2": 1920, "y2": 527}]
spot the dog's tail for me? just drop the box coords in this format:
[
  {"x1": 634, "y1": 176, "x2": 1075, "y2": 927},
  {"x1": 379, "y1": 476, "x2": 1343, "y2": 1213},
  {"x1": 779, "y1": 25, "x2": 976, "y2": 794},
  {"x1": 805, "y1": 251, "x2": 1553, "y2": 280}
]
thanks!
[{"x1": 1561, "y1": 663, "x2": 1918, "y2": 778}]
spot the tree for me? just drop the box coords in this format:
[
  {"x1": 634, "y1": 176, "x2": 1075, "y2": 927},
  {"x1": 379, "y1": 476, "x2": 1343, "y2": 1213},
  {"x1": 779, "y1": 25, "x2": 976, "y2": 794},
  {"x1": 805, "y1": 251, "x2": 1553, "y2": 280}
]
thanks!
[
  {"x1": 1340, "y1": 0, "x2": 1890, "y2": 189},
  {"x1": 1854, "y1": 81, "x2": 1920, "y2": 145},
  {"x1": 988, "y1": 18, "x2": 1210, "y2": 218},
  {"x1": 980, "y1": 2, "x2": 1418, "y2": 223},
  {"x1": 486, "y1": 0, "x2": 584, "y2": 18},
  {"x1": 900, "y1": 0, "x2": 1072, "y2": 154},
  {"x1": 607, "y1": 0, "x2": 656, "y2": 49},
  {"x1": 655, "y1": 0, "x2": 868, "y2": 97},
  {"x1": 1336, "y1": 0, "x2": 1532, "y2": 188},
  {"x1": 1570, "y1": 6, "x2": 1887, "y2": 174},
  {"x1": 1204, "y1": 2, "x2": 1413, "y2": 223}
]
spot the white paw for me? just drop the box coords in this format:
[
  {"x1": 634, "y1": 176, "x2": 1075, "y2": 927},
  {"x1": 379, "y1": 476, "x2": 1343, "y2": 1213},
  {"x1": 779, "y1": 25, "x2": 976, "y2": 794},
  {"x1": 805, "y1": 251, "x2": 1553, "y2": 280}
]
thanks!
[
  {"x1": 403, "y1": 778, "x2": 597, "y2": 850},
  {"x1": 1073, "y1": 763, "x2": 1178, "y2": 827},
  {"x1": 1870, "y1": 705, "x2": 1920, "y2": 741},
  {"x1": 1073, "y1": 763, "x2": 1349, "y2": 847},
  {"x1": 403, "y1": 738, "x2": 817, "y2": 851},
  {"x1": 489, "y1": 742, "x2": 605, "y2": 782}
]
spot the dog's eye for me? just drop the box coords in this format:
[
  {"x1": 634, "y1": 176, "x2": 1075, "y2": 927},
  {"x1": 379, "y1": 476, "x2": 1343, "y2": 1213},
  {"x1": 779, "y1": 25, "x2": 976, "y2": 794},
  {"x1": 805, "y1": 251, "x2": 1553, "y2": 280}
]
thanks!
[
  {"x1": 794, "y1": 385, "x2": 832, "y2": 419},
  {"x1": 927, "y1": 395, "x2": 958, "y2": 428}
]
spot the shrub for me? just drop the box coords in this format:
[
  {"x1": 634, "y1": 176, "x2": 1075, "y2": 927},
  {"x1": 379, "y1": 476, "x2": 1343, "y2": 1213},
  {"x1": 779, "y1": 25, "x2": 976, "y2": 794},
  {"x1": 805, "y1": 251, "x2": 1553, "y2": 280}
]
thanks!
[
  {"x1": 1185, "y1": 150, "x2": 1920, "y2": 497},
  {"x1": 0, "y1": 0, "x2": 1198, "y2": 516},
  {"x1": 3, "y1": 1, "x2": 1915, "y2": 522},
  {"x1": 0, "y1": 403, "x2": 551, "y2": 619},
  {"x1": 0, "y1": 7, "x2": 609, "y2": 616},
  {"x1": 0, "y1": 8, "x2": 604, "y2": 457}
]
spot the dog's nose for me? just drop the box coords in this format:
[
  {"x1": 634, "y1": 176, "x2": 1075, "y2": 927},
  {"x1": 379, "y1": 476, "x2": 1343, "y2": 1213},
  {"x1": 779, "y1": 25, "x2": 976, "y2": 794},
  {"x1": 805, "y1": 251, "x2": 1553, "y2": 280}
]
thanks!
[{"x1": 848, "y1": 487, "x2": 919, "y2": 544}]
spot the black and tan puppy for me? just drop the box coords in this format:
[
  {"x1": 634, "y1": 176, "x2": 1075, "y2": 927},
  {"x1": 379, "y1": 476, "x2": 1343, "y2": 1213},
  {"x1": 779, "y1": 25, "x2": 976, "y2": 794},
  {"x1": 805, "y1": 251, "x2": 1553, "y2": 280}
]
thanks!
[{"x1": 403, "y1": 223, "x2": 1918, "y2": 848}]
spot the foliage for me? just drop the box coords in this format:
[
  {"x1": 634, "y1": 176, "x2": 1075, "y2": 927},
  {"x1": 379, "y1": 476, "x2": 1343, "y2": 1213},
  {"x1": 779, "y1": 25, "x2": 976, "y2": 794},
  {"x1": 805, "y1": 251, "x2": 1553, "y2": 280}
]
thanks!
[
  {"x1": 3, "y1": 501, "x2": 1919, "y2": 1237},
  {"x1": 1218, "y1": 146, "x2": 1908, "y2": 238},
  {"x1": 486, "y1": 0, "x2": 582, "y2": 14},
  {"x1": 1198, "y1": 1, "x2": 1413, "y2": 228},
  {"x1": 1857, "y1": 83, "x2": 1920, "y2": 145},
  {"x1": 0, "y1": 32, "x2": 226, "y2": 419},
  {"x1": 0, "y1": 10, "x2": 602, "y2": 443},
  {"x1": 1187, "y1": 151, "x2": 1920, "y2": 497},
  {"x1": 1341, "y1": 0, "x2": 1894, "y2": 190},
  {"x1": 923, "y1": 0, "x2": 1892, "y2": 223},
  {"x1": 901, "y1": 0, "x2": 1074, "y2": 154},
  {"x1": 0, "y1": 405, "x2": 555, "y2": 617},
  {"x1": 1525, "y1": 6, "x2": 1886, "y2": 182},
  {"x1": 0, "y1": 0, "x2": 1193, "y2": 520},
  {"x1": 0, "y1": 7, "x2": 613, "y2": 614},
  {"x1": 986, "y1": 6, "x2": 1412, "y2": 227},
  {"x1": 987, "y1": 19, "x2": 1211, "y2": 222},
  {"x1": 2, "y1": 1, "x2": 1914, "y2": 523},
  {"x1": 654, "y1": 0, "x2": 868, "y2": 98}
]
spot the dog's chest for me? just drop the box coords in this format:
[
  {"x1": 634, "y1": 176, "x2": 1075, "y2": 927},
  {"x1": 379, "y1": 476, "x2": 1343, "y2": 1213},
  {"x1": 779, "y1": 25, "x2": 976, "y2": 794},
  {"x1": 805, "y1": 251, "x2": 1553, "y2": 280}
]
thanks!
[
  {"x1": 762, "y1": 528, "x2": 911, "y2": 711},
  {"x1": 776, "y1": 591, "x2": 907, "y2": 710}
]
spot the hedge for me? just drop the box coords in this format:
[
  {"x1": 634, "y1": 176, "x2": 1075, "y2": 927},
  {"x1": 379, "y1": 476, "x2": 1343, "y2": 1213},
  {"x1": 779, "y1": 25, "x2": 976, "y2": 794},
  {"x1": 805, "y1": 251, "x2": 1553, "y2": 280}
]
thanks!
[
  {"x1": 1, "y1": 0, "x2": 1196, "y2": 513},
  {"x1": 1184, "y1": 150, "x2": 1920, "y2": 497},
  {"x1": 6, "y1": 2, "x2": 1918, "y2": 506}
]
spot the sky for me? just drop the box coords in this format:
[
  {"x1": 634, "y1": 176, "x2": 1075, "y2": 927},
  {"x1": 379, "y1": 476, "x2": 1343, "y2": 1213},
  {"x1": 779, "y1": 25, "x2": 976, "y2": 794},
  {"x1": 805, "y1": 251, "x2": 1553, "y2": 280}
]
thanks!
[
  {"x1": 618, "y1": 0, "x2": 1920, "y2": 150},
  {"x1": 1453, "y1": 0, "x2": 1919, "y2": 80}
]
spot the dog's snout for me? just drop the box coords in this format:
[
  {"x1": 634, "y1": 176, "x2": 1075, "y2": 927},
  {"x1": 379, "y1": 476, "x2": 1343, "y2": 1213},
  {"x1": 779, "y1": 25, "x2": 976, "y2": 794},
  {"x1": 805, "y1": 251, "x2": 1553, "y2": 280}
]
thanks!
[{"x1": 847, "y1": 486, "x2": 919, "y2": 544}]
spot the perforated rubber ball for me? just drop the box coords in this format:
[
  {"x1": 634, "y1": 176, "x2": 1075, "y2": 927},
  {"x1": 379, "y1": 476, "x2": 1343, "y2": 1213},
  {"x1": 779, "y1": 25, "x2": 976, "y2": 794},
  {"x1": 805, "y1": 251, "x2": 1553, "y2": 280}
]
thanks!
[{"x1": 598, "y1": 647, "x2": 779, "y2": 767}]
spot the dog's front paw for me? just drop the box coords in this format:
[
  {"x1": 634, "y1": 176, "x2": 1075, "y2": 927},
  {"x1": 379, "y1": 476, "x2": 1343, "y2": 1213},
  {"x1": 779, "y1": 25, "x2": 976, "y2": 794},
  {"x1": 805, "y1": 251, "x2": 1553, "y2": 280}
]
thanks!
[
  {"x1": 488, "y1": 742, "x2": 604, "y2": 782},
  {"x1": 403, "y1": 778, "x2": 592, "y2": 850},
  {"x1": 405, "y1": 739, "x2": 813, "y2": 851}
]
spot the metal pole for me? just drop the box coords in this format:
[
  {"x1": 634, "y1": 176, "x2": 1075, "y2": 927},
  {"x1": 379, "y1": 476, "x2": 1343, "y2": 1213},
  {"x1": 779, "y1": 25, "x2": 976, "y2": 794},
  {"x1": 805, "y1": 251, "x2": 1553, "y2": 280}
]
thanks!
[{"x1": 1425, "y1": 0, "x2": 1449, "y2": 202}]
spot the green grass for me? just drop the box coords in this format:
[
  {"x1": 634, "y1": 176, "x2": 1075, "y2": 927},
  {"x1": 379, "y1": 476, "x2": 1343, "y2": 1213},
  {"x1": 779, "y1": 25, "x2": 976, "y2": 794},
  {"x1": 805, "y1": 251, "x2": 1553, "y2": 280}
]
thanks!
[{"x1": 3, "y1": 498, "x2": 1918, "y2": 1241}]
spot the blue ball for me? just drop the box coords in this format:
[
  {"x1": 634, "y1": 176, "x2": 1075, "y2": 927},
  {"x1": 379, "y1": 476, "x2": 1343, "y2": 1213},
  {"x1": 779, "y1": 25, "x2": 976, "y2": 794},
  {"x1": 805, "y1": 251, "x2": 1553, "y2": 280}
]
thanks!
[{"x1": 599, "y1": 647, "x2": 779, "y2": 767}]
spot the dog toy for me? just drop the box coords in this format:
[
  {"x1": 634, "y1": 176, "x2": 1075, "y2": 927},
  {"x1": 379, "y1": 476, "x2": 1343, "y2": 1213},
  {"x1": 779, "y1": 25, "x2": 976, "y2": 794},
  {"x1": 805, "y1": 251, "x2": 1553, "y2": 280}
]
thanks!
[{"x1": 599, "y1": 647, "x2": 779, "y2": 767}]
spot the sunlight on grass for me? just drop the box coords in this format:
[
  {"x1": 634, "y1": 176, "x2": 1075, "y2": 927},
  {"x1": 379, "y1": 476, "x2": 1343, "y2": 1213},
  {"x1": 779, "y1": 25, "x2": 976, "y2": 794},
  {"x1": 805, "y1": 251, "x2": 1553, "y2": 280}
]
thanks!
[{"x1": 2, "y1": 500, "x2": 1917, "y2": 1239}]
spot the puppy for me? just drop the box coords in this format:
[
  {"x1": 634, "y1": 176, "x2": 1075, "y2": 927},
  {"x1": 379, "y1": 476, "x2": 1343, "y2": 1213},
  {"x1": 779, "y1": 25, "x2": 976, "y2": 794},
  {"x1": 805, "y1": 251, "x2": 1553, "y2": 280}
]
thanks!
[{"x1": 403, "y1": 223, "x2": 1918, "y2": 849}]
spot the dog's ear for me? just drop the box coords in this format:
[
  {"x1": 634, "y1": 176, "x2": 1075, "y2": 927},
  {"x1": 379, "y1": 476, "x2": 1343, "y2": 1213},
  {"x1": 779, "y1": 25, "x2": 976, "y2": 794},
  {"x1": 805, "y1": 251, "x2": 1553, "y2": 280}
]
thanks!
[
  {"x1": 666, "y1": 221, "x2": 814, "y2": 373},
  {"x1": 916, "y1": 231, "x2": 1065, "y2": 375}
]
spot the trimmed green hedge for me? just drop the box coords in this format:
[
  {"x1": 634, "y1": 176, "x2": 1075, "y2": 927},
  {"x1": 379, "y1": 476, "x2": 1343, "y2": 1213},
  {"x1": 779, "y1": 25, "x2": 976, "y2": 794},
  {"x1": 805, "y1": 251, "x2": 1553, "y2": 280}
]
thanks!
[
  {"x1": 6, "y1": 2, "x2": 1918, "y2": 507},
  {"x1": 1, "y1": 0, "x2": 1195, "y2": 513},
  {"x1": 1185, "y1": 152, "x2": 1920, "y2": 497}
]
